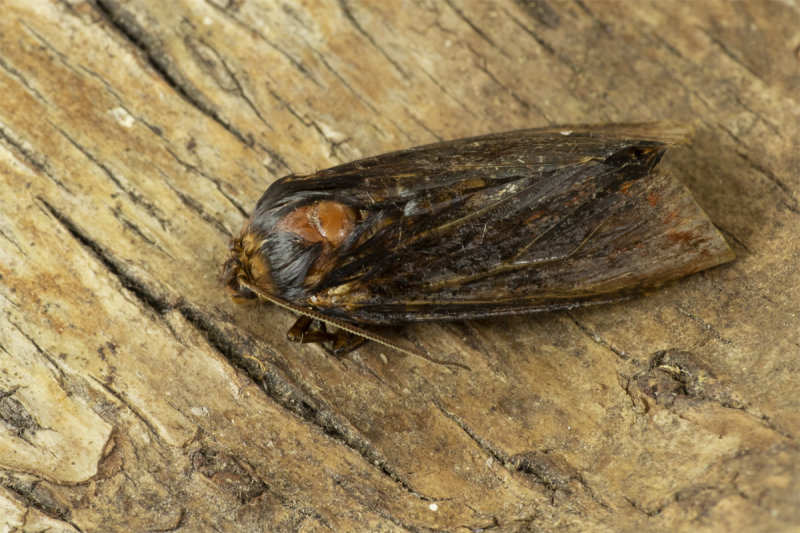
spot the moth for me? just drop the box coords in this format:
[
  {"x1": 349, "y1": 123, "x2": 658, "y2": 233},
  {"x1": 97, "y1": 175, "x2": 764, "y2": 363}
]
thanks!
[{"x1": 222, "y1": 122, "x2": 734, "y2": 363}]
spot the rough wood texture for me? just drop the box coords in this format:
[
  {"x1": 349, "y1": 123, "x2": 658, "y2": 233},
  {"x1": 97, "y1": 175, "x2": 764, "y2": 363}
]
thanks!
[{"x1": 0, "y1": 1, "x2": 797, "y2": 531}]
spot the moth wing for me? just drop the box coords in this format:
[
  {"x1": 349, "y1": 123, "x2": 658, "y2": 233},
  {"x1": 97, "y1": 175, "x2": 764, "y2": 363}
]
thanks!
[{"x1": 266, "y1": 122, "x2": 691, "y2": 209}]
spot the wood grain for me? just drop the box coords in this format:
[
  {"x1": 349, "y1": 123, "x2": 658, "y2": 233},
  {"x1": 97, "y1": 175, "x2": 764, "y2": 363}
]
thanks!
[{"x1": 0, "y1": 1, "x2": 797, "y2": 531}]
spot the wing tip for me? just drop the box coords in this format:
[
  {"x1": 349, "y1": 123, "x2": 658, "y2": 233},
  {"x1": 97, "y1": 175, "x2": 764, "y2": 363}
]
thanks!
[{"x1": 604, "y1": 121, "x2": 694, "y2": 146}]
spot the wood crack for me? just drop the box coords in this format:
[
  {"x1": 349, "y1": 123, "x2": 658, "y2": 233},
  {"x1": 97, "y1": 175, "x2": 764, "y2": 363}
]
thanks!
[
  {"x1": 264, "y1": 85, "x2": 349, "y2": 159},
  {"x1": 337, "y1": 0, "x2": 409, "y2": 78},
  {"x1": 698, "y1": 27, "x2": 767, "y2": 84},
  {"x1": 51, "y1": 123, "x2": 174, "y2": 231},
  {"x1": 0, "y1": 54, "x2": 50, "y2": 105},
  {"x1": 159, "y1": 170, "x2": 233, "y2": 237},
  {"x1": 444, "y1": 0, "x2": 505, "y2": 56},
  {"x1": 7, "y1": 318, "x2": 68, "y2": 385},
  {"x1": 190, "y1": 447, "x2": 332, "y2": 529},
  {"x1": 676, "y1": 307, "x2": 733, "y2": 345},
  {"x1": 0, "y1": 476, "x2": 81, "y2": 531},
  {"x1": 434, "y1": 401, "x2": 556, "y2": 499},
  {"x1": 175, "y1": 304, "x2": 437, "y2": 503},
  {"x1": 436, "y1": 399, "x2": 613, "y2": 511},
  {"x1": 405, "y1": 111, "x2": 443, "y2": 142},
  {"x1": 304, "y1": 39, "x2": 381, "y2": 115},
  {"x1": 513, "y1": 0, "x2": 561, "y2": 28},
  {"x1": 0, "y1": 123, "x2": 68, "y2": 193},
  {"x1": 162, "y1": 145, "x2": 261, "y2": 218},
  {"x1": 503, "y1": 7, "x2": 578, "y2": 73},
  {"x1": 201, "y1": 0, "x2": 324, "y2": 89},
  {"x1": 110, "y1": 205, "x2": 175, "y2": 259},
  {"x1": 623, "y1": 494, "x2": 662, "y2": 517},
  {"x1": 0, "y1": 386, "x2": 42, "y2": 444},
  {"x1": 466, "y1": 43, "x2": 551, "y2": 122},
  {"x1": 38, "y1": 198, "x2": 173, "y2": 314},
  {"x1": 0, "y1": 223, "x2": 25, "y2": 256},
  {"x1": 183, "y1": 35, "x2": 275, "y2": 133},
  {"x1": 88, "y1": 376, "x2": 166, "y2": 444},
  {"x1": 92, "y1": 0, "x2": 253, "y2": 147},
  {"x1": 573, "y1": 0, "x2": 610, "y2": 31},
  {"x1": 732, "y1": 150, "x2": 798, "y2": 215},
  {"x1": 644, "y1": 24, "x2": 782, "y2": 138},
  {"x1": 418, "y1": 67, "x2": 477, "y2": 117},
  {"x1": 566, "y1": 313, "x2": 631, "y2": 362}
]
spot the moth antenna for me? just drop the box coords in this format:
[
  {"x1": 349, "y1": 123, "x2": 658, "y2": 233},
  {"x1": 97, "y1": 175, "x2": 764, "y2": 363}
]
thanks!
[{"x1": 240, "y1": 282, "x2": 470, "y2": 371}]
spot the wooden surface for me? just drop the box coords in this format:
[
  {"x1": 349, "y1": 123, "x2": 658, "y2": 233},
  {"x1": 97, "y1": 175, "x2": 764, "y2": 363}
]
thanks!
[{"x1": 0, "y1": 1, "x2": 798, "y2": 531}]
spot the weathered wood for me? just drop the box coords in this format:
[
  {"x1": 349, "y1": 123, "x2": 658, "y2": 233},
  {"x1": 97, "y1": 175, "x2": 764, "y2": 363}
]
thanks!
[{"x1": 0, "y1": 0, "x2": 797, "y2": 531}]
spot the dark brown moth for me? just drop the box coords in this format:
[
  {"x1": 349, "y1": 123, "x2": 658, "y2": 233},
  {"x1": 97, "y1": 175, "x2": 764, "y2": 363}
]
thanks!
[{"x1": 222, "y1": 122, "x2": 734, "y2": 361}]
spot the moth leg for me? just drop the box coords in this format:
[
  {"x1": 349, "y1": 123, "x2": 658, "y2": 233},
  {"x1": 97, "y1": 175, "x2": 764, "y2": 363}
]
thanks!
[
  {"x1": 286, "y1": 316, "x2": 337, "y2": 344},
  {"x1": 330, "y1": 329, "x2": 367, "y2": 356},
  {"x1": 287, "y1": 316, "x2": 367, "y2": 356}
]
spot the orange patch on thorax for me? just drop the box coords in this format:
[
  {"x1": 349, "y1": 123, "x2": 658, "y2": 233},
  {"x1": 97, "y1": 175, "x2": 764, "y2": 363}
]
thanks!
[{"x1": 276, "y1": 201, "x2": 358, "y2": 247}]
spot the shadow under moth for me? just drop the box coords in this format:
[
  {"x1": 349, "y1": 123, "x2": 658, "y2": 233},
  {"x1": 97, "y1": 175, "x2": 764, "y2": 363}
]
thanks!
[{"x1": 222, "y1": 122, "x2": 734, "y2": 366}]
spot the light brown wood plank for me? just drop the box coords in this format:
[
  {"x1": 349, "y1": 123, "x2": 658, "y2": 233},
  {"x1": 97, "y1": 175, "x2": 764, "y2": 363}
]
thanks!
[{"x1": 0, "y1": 1, "x2": 797, "y2": 531}]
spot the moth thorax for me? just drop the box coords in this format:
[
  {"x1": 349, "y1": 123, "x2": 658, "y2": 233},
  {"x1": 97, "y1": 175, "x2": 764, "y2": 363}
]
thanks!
[{"x1": 276, "y1": 201, "x2": 358, "y2": 248}]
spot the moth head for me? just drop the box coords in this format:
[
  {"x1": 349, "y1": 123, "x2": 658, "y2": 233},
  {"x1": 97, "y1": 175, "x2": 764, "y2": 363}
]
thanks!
[
  {"x1": 222, "y1": 226, "x2": 274, "y2": 304},
  {"x1": 223, "y1": 200, "x2": 360, "y2": 304}
]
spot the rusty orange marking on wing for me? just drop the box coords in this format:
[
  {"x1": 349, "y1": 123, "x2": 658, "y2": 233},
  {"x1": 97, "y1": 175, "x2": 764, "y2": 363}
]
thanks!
[{"x1": 619, "y1": 180, "x2": 635, "y2": 194}]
